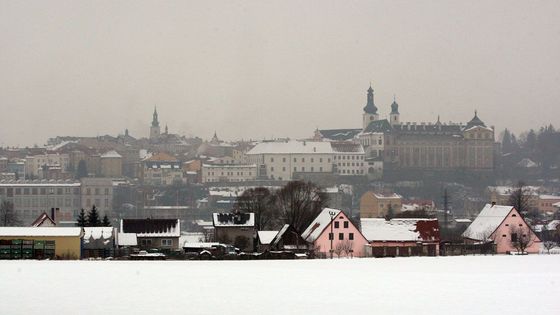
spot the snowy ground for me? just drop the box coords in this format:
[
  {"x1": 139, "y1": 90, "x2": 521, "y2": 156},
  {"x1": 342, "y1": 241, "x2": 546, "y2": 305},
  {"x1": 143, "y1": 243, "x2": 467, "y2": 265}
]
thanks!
[{"x1": 1, "y1": 256, "x2": 559, "y2": 315}]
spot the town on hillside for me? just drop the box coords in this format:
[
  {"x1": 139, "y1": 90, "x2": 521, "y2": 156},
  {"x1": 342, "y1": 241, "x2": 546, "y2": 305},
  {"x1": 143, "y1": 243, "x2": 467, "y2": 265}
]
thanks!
[{"x1": 1, "y1": 87, "x2": 559, "y2": 260}]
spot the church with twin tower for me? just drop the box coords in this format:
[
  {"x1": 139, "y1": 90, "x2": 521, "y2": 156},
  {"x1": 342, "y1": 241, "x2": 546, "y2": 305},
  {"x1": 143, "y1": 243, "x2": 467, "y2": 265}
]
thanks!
[{"x1": 318, "y1": 84, "x2": 495, "y2": 172}]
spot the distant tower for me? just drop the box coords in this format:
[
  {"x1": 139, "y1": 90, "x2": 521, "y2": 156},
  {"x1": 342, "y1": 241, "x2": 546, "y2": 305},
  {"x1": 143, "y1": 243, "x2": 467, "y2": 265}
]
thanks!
[
  {"x1": 389, "y1": 95, "x2": 400, "y2": 126},
  {"x1": 362, "y1": 84, "x2": 379, "y2": 130},
  {"x1": 211, "y1": 131, "x2": 220, "y2": 144},
  {"x1": 150, "y1": 106, "x2": 161, "y2": 140},
  {"x1": 165, "y1": 124, "x2": 169, "y2": 135}
]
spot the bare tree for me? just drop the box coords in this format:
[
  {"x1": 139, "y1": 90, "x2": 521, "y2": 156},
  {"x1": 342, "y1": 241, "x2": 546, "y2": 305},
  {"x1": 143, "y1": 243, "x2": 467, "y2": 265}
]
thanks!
[
  {"x1": 509, "y1": 226, "x2": 537, "y2": 254},
  {"x1": 236, "y1": 187, "x2": 278, "y2": 230},
  {"x1": 0, "y1": 200, "x2": 21, "y2": 226},
  {"x1": 334, "y1": 242, "x2": 344, "y2": 258},
  {"x1": 541, "y1": 224, "x2": 557, "y2": 254},
  {"x1": 275, "y1": 181, "x2": 329, "y2": 234},
  {"x1": 508, "y1": 181, "x2": 533, "y2": 214},
  {"x1": 341, "y1": 240, "x2": 354, "y2": 258}
]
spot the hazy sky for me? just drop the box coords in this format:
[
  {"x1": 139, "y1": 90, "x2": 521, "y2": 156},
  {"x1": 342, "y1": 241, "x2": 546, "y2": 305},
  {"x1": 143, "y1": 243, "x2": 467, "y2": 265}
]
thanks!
[{"x1": 1, "y1": 0, "x2": 559, "y2": 146}]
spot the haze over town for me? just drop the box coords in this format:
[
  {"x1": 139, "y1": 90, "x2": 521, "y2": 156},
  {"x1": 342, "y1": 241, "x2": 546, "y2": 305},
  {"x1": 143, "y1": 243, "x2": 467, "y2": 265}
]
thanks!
[{"x1": 1, "y1": 0, "x2": 560, "y2": 146}]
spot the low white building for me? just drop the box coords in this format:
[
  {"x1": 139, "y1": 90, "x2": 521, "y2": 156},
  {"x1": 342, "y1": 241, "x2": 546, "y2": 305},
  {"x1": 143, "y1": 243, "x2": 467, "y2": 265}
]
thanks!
[
  {"x1": 201, "y1": 164, "x2": 257, "y2": 183},
  {"x1": 246, "y1": 140, "x2": 334, "y2": 180}
]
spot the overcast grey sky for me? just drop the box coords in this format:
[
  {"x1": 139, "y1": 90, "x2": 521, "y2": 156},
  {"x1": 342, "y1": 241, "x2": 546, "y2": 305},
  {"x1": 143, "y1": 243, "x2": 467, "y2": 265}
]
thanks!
[{"x1": 1, "y1": 0, "x2": 559, "y2": 146}]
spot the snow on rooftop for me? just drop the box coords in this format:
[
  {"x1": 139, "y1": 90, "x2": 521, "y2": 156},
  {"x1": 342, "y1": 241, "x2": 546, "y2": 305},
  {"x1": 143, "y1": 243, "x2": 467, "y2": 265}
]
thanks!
[
  {"x1": 462, "y1": 204, "x2": 514, "y2": 241},
  {"x1": 257, "y1": 231, "x2": 279, "y2": 245},
  {"x1": 301, "y1": 208, "x2": 341, "y2": 242},
  {"x1": 0, "y1": 227, "x2": 82, "y2": 237},
  {"x1": 246, "y1": 140, "x2": 334, "y2": 155},
  {"x1": 100, "y1": 150, "x2": 122, "y2": 158},
  {"x1": 360, "y1": 218, "x2": 434, "y2": 242},
  {"x1": 117, "y1": 233, "x2": 137, "y2": 246},
  {"x1": 539, "y1": 194, "x2": 560, "y2": 200},
  {"x1": 213, "y1": 213, "x2": 255, "y2": 227},
  {"x1": 83, "y1": 227, "x2": 114, "y2": 240}
]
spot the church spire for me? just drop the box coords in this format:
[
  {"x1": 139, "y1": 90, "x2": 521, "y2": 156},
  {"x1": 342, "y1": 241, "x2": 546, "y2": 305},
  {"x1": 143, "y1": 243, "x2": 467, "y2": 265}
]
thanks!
[
  {"x1": 152, "y1": 106, "x2": 159, "y2": 127},
  {"x1": 363, "y1": 84, "x2": 378, "y2": 114}
]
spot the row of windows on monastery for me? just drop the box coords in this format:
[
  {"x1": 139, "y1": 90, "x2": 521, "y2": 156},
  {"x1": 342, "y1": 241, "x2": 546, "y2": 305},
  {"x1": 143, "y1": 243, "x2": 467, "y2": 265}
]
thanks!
[
  {"x1": 0, "y1": 187, "x2": 80, "y2": 197},
  {"x1": 334, "y1": 155, "x2": 365, "y2": 160},
  {"x1": 206, "y1": 171, "x2": 253, "y2": 177},
  {"x1": 269, "y1": 157, "x2": 332, "y2": 163}
]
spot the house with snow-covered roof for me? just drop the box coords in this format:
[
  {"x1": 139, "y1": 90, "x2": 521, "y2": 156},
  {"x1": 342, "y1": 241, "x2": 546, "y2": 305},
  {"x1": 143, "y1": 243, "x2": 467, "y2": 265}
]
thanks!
[
  {"x1": 361, "y1": 218, "x2": 440, "y2": 257},
  {"x1": 120, "y1": 219, "x2": 180, "y2": 251},
  {"x1": 301, "y1": 208, "x2": 368, "y2": 258},
  {"x1": 212, "y1": 212, "x2": 255, "y2": 252},
  {"x1": 462, "y1": 204, "x2": 540, "y2": 254},
  {"x1": 82, "y1": 227, "x2": 116, "y2": 258}
]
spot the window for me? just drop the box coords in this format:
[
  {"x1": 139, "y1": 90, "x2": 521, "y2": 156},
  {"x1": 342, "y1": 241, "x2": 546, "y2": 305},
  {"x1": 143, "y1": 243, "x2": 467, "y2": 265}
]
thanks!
[
  {"x1": 311, "y1": 158, "x2": 314, "y2": 163},
  {"x1": 349, "y1": 233, "x2": 354, "y2": 240},
  {"x1": 518, "y1": 224, "x2": 523, "y2": 227},
  {"x1": 328, "y1": 233, "x2": 333, "y2": 240},
  {"x1": 511, "y1": 233, "x2": 518, "y2": 242},
  {"x1": 343, "y1": 221, "x2": 349, "y2": 228},
  {"x1": 270, "y1": 157, "x2": 274, "y2": 162},
  {"x1": 338, "y1": 233, "x2": 344, "y2": 240},
  {"x1": 512, "y1": 214, "x2": 517, "y2": 217},
  {"x1": 283, "y1": 157, "x2": 286, "y2": 162},
  {"x1": 161, "y1": 239, "x2": 173, "y2": 247},
  {"x1": 334, "y1": 221, "x2": 339, "y2": 228}
]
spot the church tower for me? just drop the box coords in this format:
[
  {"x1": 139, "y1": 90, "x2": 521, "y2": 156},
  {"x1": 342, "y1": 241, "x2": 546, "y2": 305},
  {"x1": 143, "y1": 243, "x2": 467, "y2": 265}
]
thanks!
[
  {"x1": 389, "y1": 95, "x2": 400, "y2": 126},
  {"x1": 150, "y1": 106, "x2": 161, "y2": 140},
  {"x1": 362, "y1": 85, "x2": 379, "y2": 130}
]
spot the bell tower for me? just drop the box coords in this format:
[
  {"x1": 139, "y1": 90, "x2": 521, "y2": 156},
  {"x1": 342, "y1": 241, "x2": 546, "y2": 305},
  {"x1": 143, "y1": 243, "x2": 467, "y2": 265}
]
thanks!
[
  {"x1": 362, "y1": 84, "x2": 379, "y2": 130},
  {"x1": 150, "y1": 106, "x2": 161, "y2": 139}
]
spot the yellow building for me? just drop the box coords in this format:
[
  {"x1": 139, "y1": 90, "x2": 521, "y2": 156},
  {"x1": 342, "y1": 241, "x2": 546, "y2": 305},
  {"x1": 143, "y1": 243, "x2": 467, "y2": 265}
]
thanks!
[
  {"x1": 360, "y1": 191, "x2": 402, "y2": 218},
  {"x1": 0, "y1": 227, "x2": 83, "y2": 259}
]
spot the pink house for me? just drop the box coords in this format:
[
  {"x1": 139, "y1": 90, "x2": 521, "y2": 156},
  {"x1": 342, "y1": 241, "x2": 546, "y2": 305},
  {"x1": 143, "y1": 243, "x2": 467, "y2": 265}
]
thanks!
[
  {"x1": 462, "y1": 203, "x2": 541, "y2": 254},
  {"x1": 301, "y1": 208, "x2": 368, "y2": 258}
]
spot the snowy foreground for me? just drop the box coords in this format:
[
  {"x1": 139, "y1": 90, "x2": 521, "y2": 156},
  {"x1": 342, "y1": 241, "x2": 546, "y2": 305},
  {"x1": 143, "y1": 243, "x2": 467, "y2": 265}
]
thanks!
[{"x1": 1, "y1": 256, "x2": 559, "y2": 315}]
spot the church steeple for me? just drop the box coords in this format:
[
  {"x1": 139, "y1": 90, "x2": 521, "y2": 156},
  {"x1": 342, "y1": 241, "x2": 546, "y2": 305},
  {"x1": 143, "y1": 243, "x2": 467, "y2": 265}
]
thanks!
[
  {"x1": 152, "y1": 106, "x2": 159, "y2": 127},
  {"x1": 363, "y1": 84, "x2": 378, "y2": 114},
  {"x1": 389, "y1": 94, "x2": 400, "y2": 126},
  {"x1": 150, "y1": 106, "x2": 161, "y2": 140}
]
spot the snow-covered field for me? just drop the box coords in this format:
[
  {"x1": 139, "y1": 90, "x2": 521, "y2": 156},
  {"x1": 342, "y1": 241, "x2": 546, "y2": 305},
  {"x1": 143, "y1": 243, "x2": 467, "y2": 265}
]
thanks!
[{"x1": 1, "y1": 256, "x2": 559, "y2": 315}]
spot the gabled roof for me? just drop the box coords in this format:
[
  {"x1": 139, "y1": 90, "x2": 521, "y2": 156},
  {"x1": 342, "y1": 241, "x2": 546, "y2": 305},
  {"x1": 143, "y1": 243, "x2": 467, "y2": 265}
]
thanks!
[
  {"x1": 462, "y1": 204, "x2": 514, "y2": 240},
  {"x1": 257, "y1": 231, "x2": 279, "y2": 245},
  {"x1": 30, "y1": 212, "x2": 55, "y2": 227},
  {"x1": 121, "y1": 219, "x2": 180, "y2": 237},
  {"x1": 319, "y1": 129, "x2": 362, "y2": 141},
  {"x1": 301, "y1": 208, "x2": 341, "y2": 242},
  {"x1": 360, "y1": 218, "x2": 440, "y2": 242},
  {"x1": 363, "y1": 119, "x2": 392, "y2": 133}
]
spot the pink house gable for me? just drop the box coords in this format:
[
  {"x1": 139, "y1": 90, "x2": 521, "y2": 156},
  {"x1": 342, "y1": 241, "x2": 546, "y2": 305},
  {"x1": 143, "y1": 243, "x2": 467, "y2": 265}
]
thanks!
[
  {"x1": 302, "y1": 208, "x2": 368, "y2": 258},
  {"x1": 463, "y1": 204, "x2": 541, "y2": 254},
  {"x1": 491, "y1": 207, "x2": 540, "y2": 254}
]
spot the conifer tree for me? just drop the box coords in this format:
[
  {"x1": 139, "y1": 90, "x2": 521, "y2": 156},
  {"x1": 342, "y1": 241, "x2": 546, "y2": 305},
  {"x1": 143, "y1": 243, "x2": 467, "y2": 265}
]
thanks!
[
  {"x1": 102, "y1": 214, "x2": 111, "y2": 227},
  {"x1": 76, "y1": 208, "x2": 87, "y2": 227},
  {"x1": 87, "y1": 205, "x2": 101, "y2": 227}
]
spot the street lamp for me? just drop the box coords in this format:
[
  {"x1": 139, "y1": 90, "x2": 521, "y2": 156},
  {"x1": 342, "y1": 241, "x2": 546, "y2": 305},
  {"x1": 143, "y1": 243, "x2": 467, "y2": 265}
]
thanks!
[{"x1": 329, "y1": 210, "x2": 337, "y2": 259}]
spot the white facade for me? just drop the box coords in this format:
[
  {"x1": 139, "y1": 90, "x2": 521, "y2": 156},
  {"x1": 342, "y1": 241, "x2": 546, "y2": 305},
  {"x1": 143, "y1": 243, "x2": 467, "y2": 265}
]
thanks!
[
  {"x1": 246, "y1": 141, "x2": 334, "y2": 180},
  {"x1": 24, "y1": 153, "x2": 70, "y2": 179},
  {"x1": 201, "y1": 164, "x2": 257, "y2": 183},
  {"x1": 80, "y1": 178, "x2": 114, "y2": 214},
  {"x1": 330, "y1": 142, "x2": 367, "y2": 176}
]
